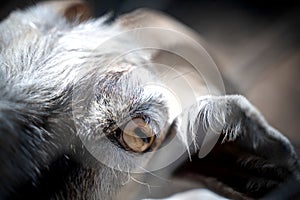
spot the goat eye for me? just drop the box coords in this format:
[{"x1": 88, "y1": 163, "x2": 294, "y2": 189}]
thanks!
[{"x1": 121, "y1": 118, "x2": 155, "y2": 153}]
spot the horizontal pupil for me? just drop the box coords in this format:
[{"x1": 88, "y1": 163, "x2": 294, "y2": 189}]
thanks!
[{"x1": 134, "y1": 127, "x2": 150, "y2": 143}]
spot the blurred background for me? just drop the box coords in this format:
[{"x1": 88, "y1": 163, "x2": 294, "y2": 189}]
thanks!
[
  {"x1": 2, "y1": 0, "x2": 299, "y2": 152},
  {"x1": 1, "y1": 0, "x2": 300, "y2": 199}
]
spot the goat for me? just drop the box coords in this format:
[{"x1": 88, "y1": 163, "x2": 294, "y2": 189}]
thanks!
[{"x1": 0, "y1": 1, "x2": 299, "y2": 199}]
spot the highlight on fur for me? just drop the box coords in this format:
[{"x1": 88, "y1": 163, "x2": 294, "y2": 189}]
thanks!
[{"x1": 0, "y1": 1, "x2": 299, "y2": 200}]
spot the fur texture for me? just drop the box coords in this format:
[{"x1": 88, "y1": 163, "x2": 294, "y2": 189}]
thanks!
[{"x1": 0, "y1": 2, "x2": 299, "y2": 200}]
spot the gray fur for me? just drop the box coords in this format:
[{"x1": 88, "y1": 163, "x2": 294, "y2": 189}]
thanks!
[{"x1": 0, "y1": 2, "x2": 299, "y2": 200}]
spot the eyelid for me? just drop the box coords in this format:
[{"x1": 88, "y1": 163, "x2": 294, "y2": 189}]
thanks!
[{"x1": 132, "y1": 114, "x2": 161, "y2": 136}]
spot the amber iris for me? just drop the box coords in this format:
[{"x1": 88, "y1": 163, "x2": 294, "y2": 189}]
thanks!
[{"x1": 122, "y1": 118, "x2": 155, "y2": 152}]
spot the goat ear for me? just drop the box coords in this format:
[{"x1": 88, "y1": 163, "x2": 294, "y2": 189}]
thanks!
[
  {"x1": 170, "y1": 95, "x2": 300, "y2": 199},
  {"x1": 116, "y1": 8, "x2": 204, "y2": 47},
  {"x1": 0, "y1": 1, "x2": 92, "y2": 50},
  {"x1": 116, "y1": 9, "x2": 222, "y2": 107},
  {"x1": 39, "y1": 0, "x2": 92, "y2": 23}
]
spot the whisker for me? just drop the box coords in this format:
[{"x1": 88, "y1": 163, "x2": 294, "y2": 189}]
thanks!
[
  {"x1": 130, "y1": 177, "x2": 152, "y2": 193},
  {"x1": 137, "y1": 166, "x2": 169, "y2": 183},
  {"x1": 121, "y1": 169, "x2": 131, "y2": 186}
]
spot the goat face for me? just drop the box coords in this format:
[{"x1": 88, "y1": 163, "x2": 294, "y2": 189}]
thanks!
[{"x1": 0, "y1": 1, "x2": 299, "y2": 199}]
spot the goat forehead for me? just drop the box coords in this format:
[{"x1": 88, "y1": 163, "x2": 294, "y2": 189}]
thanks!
[{"x1": 92, "y1": 66, "x2": 168, "y2": 124}]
